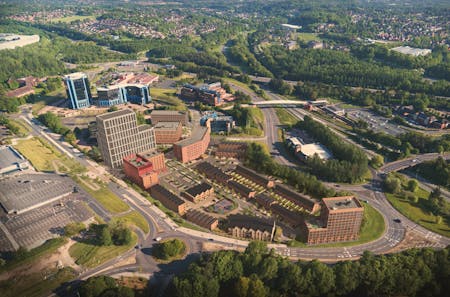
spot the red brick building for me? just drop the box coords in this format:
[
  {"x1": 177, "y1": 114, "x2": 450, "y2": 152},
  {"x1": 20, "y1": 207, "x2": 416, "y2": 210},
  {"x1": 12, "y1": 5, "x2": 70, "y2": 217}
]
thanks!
[
  {"x1": 149, "y1": 185, "x2": 186, "y2": 215},
  {"x1": 185, "y1": 209, "x2": 218, "y2": 230},
  {"x1": 274, "y1": 184, "x2": 320, "y2": 213},
  {"x1": 303, "y1": 196, "x2": 364, "y2": 244},
  {"x1": 215, "y1": 142, "x2": 247, "y2": 159},
  {"x1": 182, "y1": 182, "x2": 214, "y2": 203},
  {"x1": 154, "y1": 121, "x2": 182, "y2": 144},
  {"x1": 123, "y1": 150, "x2": 166, "y2": 189},
  {"x1": 173, "y1": 126, "x2": 210, "y2": 163}
]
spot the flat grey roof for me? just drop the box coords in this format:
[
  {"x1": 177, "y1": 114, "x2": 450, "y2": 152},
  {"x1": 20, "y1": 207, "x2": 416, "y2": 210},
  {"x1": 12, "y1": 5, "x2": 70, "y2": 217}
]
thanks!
[
  {"x1": 154, "y1": 121, "x2": 181, "y2": 130},
  {"x1": 322, "y1": 196, "x2": 362, "y2": 210},
  {"x1": 0, "y1": 173, "x2": 74, "y2": 214},
  {"x1": 151, "y1": 110, "x2": 186, "y2": 116},
  {"x1": 97, "y1": 109, "x2": 134, "y2": 121},
  {"x1": 0, "y1": 146, "x2": 25, "y2": 169},
  {"x1": 175, "y1": 126, "x2": 208, "y2": 147}
]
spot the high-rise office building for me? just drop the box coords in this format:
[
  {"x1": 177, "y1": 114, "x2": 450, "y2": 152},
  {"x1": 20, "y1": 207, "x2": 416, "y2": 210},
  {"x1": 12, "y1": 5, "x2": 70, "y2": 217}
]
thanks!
[
  {"x1": 63, "y1": 72, "x2": 92, "y2": 109},
  {"x1": 96, "y1": 84, "x2": 151, "y2": 107},
  {"x1": 96, "y1": 109, "x2": 156, "y2": 168}
]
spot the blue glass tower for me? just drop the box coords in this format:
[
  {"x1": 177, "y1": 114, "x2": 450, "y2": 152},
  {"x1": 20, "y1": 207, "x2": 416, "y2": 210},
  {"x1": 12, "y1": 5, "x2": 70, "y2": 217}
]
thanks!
[{"x1": 63, "y1": 73, "x2": 92, "y2": 109}]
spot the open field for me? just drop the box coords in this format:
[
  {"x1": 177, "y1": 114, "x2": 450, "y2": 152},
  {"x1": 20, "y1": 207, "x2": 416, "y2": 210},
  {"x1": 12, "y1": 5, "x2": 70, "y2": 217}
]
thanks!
[
  {"x1": 296, "y1": 33, "x2": 322, "y2": 42},
  {"x1": 74, "y1": 175, "x2": 129, "y2": 214},
  {"x1": 289, "y1": 202, "x2": 385, "y2": 248},
  {"x1": 69, "y1": 233, "x2": 137, "y2": 268},
  {"x1": 112, "y1": 211, "x2": 150, "y2": 234},
  {"x1": 8, "y1": 118, "x2": 31, "y2": 137},
  {"x1": 14, "y1": 137, "x2": 84, "y2": 173},
  {"x1": 51, "y1": 15, "x2": 96, "y2": 23},
  {"x1": 0, "y1": 267, "x2": 76, "y2": 297},
  {"x1": 386, "y1": 191, "x2": 450, "y2": 237},
  {"x1": 151, "y1": 88, "x2": 186, "y2": 111}
]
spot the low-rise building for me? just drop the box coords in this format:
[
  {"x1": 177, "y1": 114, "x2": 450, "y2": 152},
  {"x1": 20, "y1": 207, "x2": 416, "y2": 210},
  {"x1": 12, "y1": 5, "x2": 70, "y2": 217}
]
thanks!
[
  {"x1": 150, "y1": 110, "x2": 188, "y2": 126},
  {"x1": 185, "y1": 209, "x2": 218, "y2": 230},
  {"x1": 180, "y1": 82, "x2": 234, "y2": 106},
  {"x1": 137, "y1": 150, "x2": 166, "y2": 173},
  {"x1": 154, "y1": 121, "x2": 182, "y2": 144},
  {"x1": 173, "y1": 126, "x2": 210, "y2": 163},
  {"x1": 234, "y1": 165, "x2": 275, "y2": 188},
  {"x1": 254, "y1": 193, "x2": 276, "y2": 210},
  {"x1": 227, "y1": 214, "x2": 275, "y2": 241},
  {"x1": 0, "y1": 145, "x2": 29, "y2": 176},
  {"x1": 274, "y1": 184, "x2": 320, "y2": 213},
  {"x1": 149, "y1": 185, "x2": 186, "y2": 215},
  {"x1": 270, "y1": 204, "x2": 302, "y2": 227},
  {"x1": 182, "y1": 182, "x2": 214, "y2": 203},
  {"x1": 215, "y1": 142, "x2": 247, "y2": 159},
  {"x1": 228, "y1": 180, "x2": 256, "y2": 199},
  {"x1": 195, "y1": 162, "x2": 230, "y2": 184},
  {"x1": 303, "y1": 196, "x2": 364, "y2": 244},
  {"x1": 200, "y1": 112, "x2": 235, "y2": 133}
]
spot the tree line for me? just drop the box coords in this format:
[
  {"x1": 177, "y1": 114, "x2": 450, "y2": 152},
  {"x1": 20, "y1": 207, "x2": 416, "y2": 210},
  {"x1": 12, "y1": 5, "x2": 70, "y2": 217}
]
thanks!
[
  {"x1": 295, "y1": 116, "x2": 368, "y2": 183},
  {"x1": 166, "y1": 241, "x2": 450, "y2": 297},
  {"x1": 244, "y1": 142, "x2": 336, "y2": 198}
]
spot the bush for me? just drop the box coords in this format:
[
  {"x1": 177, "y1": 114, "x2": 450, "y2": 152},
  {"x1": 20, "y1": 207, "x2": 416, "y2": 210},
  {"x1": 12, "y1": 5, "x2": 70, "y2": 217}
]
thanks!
[
  {"x1": 64, "y1": 222, "x2": 86, "y2": 237},
  {"x1": 153, "y1": 239, "x2": 186, "y2": 260}
]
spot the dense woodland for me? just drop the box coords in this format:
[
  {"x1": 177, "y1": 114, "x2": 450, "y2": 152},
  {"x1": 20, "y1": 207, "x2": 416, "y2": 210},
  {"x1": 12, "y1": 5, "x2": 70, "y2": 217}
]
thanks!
[
  {"x1": 413, "y1": 157, "x2": 450, "y2": 189},
  {"x1": 166, "y1": 241, "x2": 450, "y2": 297},
  {"x1": 244, "y1": 142, "x2": 336, "y2": 198},
  {"x1": 295, "y1": 116, "x2": 368, "y2": 183}
]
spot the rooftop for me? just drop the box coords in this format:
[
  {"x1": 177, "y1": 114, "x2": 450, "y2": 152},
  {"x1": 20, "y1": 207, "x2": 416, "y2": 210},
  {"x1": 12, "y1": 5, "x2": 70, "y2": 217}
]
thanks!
[
  {"x1": 150, "y1": 185, "x2": 185, "y2": 206},
  {"x1": 138, "y1": 149, "x2": 162, "y2": 160},
  {"x1": 124, "y1": 154, "x2": 151, "y2": 168},
  {"x1": 63, "y1": 72, "x2": 87, "y2": 80},
  {"x1": 228, "y1": 180, "x2": 254, "y2": 195},
  {"x1": 154, "y1": 121, "x2": 181, "y2": 131},
  {"x1": 322, "y1": 196, "x2": 363, "y2": 211},
  {"x1": 227, "y1": 214, "x2": 274, "y2": 233},
  {"x1": 0, "y1": 145, "x2": 26, "y2": 170},
  {"x1": 185, "y1": 182, "x2": 213, "y2": 197},
  {"x1": 97, "y1": 109, "x2": 135, "y2": 121},
  {"x1": 274, "y1": 184, "x2": 318, "y2": 209},
  {"x1": 299, "y1": 143, "x2": 332, "y2": 160},
  {"x1": 174, "y1": 126, "x2": 209, "y2": 147},
  {"x1": 186, "y1": 209, "x2": 217, "y2": 226},
  {"x1": 0, "y1": 173, "x2": 74, "y2": 214},
  {"x1": 151, "y1": 110, "x2": 186, "y2": 116}
]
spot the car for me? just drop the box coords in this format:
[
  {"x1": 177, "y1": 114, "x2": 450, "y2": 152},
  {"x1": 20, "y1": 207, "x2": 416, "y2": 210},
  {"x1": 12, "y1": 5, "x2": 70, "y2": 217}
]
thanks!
[
  {"x1": 393, "y1": 219, "x2": 401, "y2": 223},
  {"x1": 154, "y1": 237, "x2": 162, "y2": 242},
  {"x1": 208, "y1": 238, "x2": 214, "y2": 241}
]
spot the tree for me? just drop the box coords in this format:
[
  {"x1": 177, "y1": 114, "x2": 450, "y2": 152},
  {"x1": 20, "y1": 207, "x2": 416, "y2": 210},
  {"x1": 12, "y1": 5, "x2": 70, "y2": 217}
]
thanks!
[
  {"x1": 370, "y1": 155, "x2": 384, "y2": 169},
  {"x1": 408, "y1": 179, "x2": 419, "y2": 193},
  {"x1": 99, "y1": 226, "x2": 112, "y2": 246},
  {"x1": 234, "y1": 276, "x2": 250, "y2": 297},
  {"x1": 64, "y1": 222, "x2": 86, "y2": 237},
  {"x1": 247, "y1": 275, "x2": 267, "y2": 297},
  {"x1": 78, "y1": 275, "x2": 134, "y2": 297},
  {"x1": 436, "y1": 215, "x2": 443, "y2": 224},
  {"x1": 383, "y1": 174, "x2": 402, "y2": 194}
]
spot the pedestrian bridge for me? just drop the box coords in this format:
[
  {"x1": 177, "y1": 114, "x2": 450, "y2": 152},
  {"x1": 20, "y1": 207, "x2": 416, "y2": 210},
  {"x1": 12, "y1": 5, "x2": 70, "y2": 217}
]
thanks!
[{"x1": 251, "y1": 99, "x2": 328, "y2": 107}]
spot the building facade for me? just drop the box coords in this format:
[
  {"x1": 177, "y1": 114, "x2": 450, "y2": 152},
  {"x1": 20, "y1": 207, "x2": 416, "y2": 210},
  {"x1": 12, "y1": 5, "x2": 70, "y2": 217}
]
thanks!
[
  {"x1": 64, "y1": 72, "x2": 93, "y2": 109},
  {"x1": 182, "y1": 182, "x2": 214, "y2": 203},
  {"x1": 173, "y1": 126, "x2": 210, "y2": 163},
  {"x1": 154, "y1": 121, "x2": 182, "y2": 144},
  {"x1": 303, "y1": 196, "x2": 364, "y2": 244},
  {"x1": 96, "y1": 109, "x2": 156, "y2": 168},
  {"x1": 149, "y1": 185, "x2": 186, "y2": 215},
  {"x1": 123, "y1": 150, "x2": 165, "y2": 189},
  {"x1": 97, "y1": 84, "x2": 151, "y2": 107},
  {"x1": 215, "y1": 142, "x2": 247, "y2": 159},
  {"x1": 185, "y1": 209, "x2": 218, "y2": 230},
  {"x1": 227, "y1": 215, "x2": 275, "y2": 241},
  {"x1": 150, "y1": 110, "x2": 188, "y2": 126}
]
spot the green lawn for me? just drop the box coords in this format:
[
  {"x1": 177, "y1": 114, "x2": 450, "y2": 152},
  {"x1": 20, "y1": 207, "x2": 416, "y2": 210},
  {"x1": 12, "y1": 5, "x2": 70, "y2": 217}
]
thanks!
[
  {"x1": 288, "y1": 202, "x2": 385, "y2": 248},
  {"x1": 8, "y1": 118, "x2": 31, "y2": 137},
  {"x1": 151, "y1": 88, "x2": 186, "y2": 111},
  {"x1": 74, "y1": 176, "x2": 129, "y2": 214},
  {"x1": 69, "y1": 233, "x2": 137, "y2": 268},
  {"x1": 32, "y1": 88, "x2": 66, "y2": 115},
  {"x1": 112, "y1": 211, "x2": 150, "y2": 234},
  {"x1": 51, "y1": 15, "x2": 96, "y2": 23},
  {"x1": 274, "y1": 107, "x2": 299, "y2": 126},
  {"x1": 296, "y1": 33, "x2": 322, "y2": 42},
  {"x1": 386, "y1": 192, "x2": 450, "y2": 237},
  {"x1": 14, "y1": 137, "x2": 85, "y2": 174},
  {"x1": 0, "y1": 267, "x2": 76, "y2": 297}
]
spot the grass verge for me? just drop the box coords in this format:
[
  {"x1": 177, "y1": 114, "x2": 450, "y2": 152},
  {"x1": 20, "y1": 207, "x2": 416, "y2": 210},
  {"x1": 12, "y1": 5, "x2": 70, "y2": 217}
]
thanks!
[
  {"x1": 0, "y1": 267, "x2": 76, "y2": 297},
  {"x1": 274, "y1": 108, "x2": 299, "y2": 126},
  {"x1": 112, "y1": 211, "x2": 150, "y2": 234},
  {"x1": 151, "y1": 88, "x2": 186, "y2": 111},
  {"x1": 386, "y1": 191, "x2": 450, "y2": 237},
  {"x1": 69, "y1": 232, "x2": 137, "y2": 268},
  {"x1": 73, "y1": 175, "x2": 129, "y2": 214}
]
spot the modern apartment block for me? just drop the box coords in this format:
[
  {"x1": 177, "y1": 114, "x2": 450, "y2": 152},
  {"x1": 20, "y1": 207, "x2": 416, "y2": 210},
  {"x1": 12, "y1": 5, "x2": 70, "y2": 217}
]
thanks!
[
  {"x1": 274, "y1": 184, "x2": 320, "y2": 213},
  {"x1": 63, "y1": 72, "x2": 92, "y2": 109},
  {"x1": 96, "y1": 109, "x2": 156, "y2": 168},
  {"x1": 182, "y1": 182, "x2": 214, "y2": 203},
  {"x1": 234, "y1": 165, "x2": 275, "y2": 188},
  {"x1": 150, "y1": 110, "x2": 188, "y2": 126},
  {"x1": 185, "y1": 209, "x2": 218, "y2": 230},
  {"x1": 173, "y1": 126, "x2": 210, "y2": 163},
  {"x1": 303, "y1": 196, "x2": 364, "y2": 244},
  {"x1": 123, "y1": 150, "x2": 165, "y2": 189},
  {"x1": 215, "y1": 142, "x2": 247, "y2": 159},
  {"x1": 97, "y1": 84, "x2": 150, "y2": 107},
  {"x1": 154, "y1": 121, "x2": 182, "y2": 144}
]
